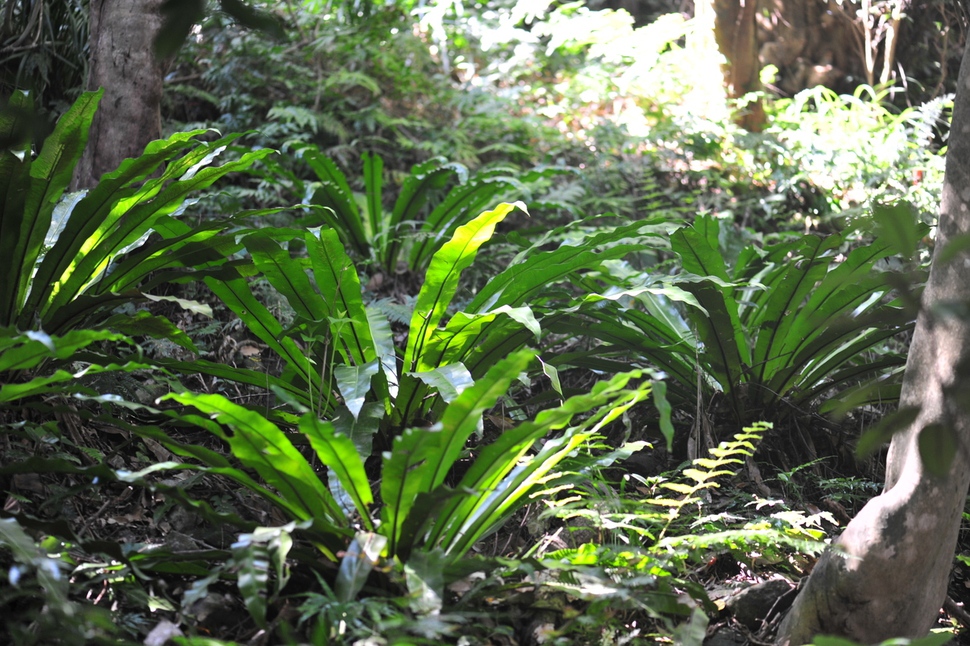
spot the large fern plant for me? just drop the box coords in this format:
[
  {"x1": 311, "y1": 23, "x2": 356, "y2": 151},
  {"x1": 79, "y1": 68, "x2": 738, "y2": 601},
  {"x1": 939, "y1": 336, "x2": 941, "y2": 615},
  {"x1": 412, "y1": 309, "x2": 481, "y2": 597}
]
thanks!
[
  {"x1": 0, "y1": 89, "x2": 274, "y2": 337},
  {"x1": 575, "y1": 214, "x2": 921, "y2": 424}
]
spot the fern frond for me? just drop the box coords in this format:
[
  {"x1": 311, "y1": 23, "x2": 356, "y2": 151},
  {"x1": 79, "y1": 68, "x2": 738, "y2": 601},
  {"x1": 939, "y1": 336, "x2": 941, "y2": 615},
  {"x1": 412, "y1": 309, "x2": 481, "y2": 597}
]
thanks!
[{"x1": 653, "y1": 421, "x2": 772, "y2": 539}]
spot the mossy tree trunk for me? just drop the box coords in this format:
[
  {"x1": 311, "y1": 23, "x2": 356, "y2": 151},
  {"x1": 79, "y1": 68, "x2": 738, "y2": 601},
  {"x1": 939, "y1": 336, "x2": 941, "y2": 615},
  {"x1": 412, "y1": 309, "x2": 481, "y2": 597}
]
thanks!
[
  {"x1": 73, "y1": 0, "x2": 164, "y2": 190},
  {"x1": 776, "y1": 39, "x2": 970, "y2": 646}
]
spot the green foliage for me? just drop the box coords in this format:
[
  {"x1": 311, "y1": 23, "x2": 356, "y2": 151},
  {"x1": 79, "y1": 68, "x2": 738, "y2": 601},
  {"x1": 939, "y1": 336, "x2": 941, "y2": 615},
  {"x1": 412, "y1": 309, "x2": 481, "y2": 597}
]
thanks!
[
  {"x1": 0, "y1": 327, "x2": 152, "y2": 403},
  {"x1": 0, "y1": 90, "x2": 273, "y2": 339},
  {"x1": 523, "y1": 421, "x2": 829, "y2": 644},
  {"x1": 0, "y1": 518, "x2": 116, "y2": 645},
  {"x1": 0, "y1": 0, "x2": 88, "y2": 117},
  {"x1": 205, "y1": 203, "x2": 671, "y2": 439},
  {"x1": 182, "y1": 523, "x2": 295, "y2": 630},
  {"x1": 161, "y1": 352, "x2": 657, "y2": 576},
  {"x1": 769, "y1": 85, "x2": 949, "y2": 216},
  {"x1": 198, "y1": 202, "x2": 529, "y2": 425},
  {"x1": 5, "y1": 2, "x2": 960, "y2": 639},
  {"x1": 297, "y1": 147, "x2": 561, "y2": 272},
  {"x1": 810, "y1": 633, "x2": 954, "y2": 646},
  {"x1": 0, "y1": 518, "x2": 114, "y2": 646},
  {"x1": 587, "y1": 421, "x2": 828, "y2": 556},
  {"x1": 581, "y1": 213, "x2": 921, "y2": 422},
  {"x1": 652, "y1": 422, "x2": 772, "y2": 538},
  {"x1": 156, "y1": 0, "x2": 285, "y2": 59}
]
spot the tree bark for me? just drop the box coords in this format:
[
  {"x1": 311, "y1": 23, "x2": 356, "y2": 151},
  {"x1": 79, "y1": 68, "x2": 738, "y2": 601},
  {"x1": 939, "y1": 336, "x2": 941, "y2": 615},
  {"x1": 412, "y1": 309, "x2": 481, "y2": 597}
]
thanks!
[
  {"x1": 73, "y1": 0, "x2": 164, "y2": 190},
  {"x1": 712, "y1": 0, "x2": 765, "y2": 130},
  {"x1": 776, "y1": 39, "x2": 970, "y2": 646}
]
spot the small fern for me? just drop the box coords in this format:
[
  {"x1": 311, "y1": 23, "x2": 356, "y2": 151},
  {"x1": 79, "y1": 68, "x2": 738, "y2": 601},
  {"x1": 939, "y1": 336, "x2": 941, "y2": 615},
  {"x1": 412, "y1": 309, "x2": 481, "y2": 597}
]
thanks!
[{"x1": 651, "y1": 421, "x2": 771, "y2": 539}]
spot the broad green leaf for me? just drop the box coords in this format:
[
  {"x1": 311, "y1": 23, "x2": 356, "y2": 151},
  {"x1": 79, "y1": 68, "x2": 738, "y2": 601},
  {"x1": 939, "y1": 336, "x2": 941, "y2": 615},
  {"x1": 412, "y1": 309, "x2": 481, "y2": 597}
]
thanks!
[
  {"x1": 300, "y1": 415, "x2": 373, "y2": 528},
  {"x1": 418, "y1": 305, "x2": 540, "y2": 372},
  {"x1": 232, "y1": 537, "x2": 269, "y2": 628},
  {"x1": 671, "y1": 607, "x2": 710, "y2": 646},
  {"x1": 1, "y1": 90, "x2": 102, "y2": 327},
  {"x1": 748, "y1": 235, "x2": 837, "y2": 385},
  {"x1": 0, "y1": 328, "x2": 126, "y2": 372},
  {"x1": 306, "y1": 229, "x2": 376, "y2": 366},
  {"x1": 652, "y1": 380, "x2": 675, "y2": 450},
  {"x1": 302, "y1": 146, "x2": 368, "y2": 255},
  {"x1": 162, "y1": 392, "x2": 344, "y2": 524},
  {"x1": 410, "y1": 177, "x2": 508, "y2": 270},
  {"x1": 331, "y1": 402, "x2": 384, "y2": 460},
  {"x1": 142, "y1": 293, "x2": 213, "y2": 318},
  {"x1": 587, "y1": 283, "x2": 704, "y2": 313},
  {"x1": 43, "y1": 145, "x2": 273, "y2": 320},
  {"x1": 26, "y1": 132, "x2": 205, "y2": 318},
  {"x1": 381, "y1": 427, "x2": 442, "y2": 556},
  {"x1": 157, "y1": 358, "x2": 314, "y2": 412},
  {"x1": 578, "y1": 308, "x2": 696, "y2": 394},
  {"x1": 335, "y1": 532, "x2": 387, "y2": 603},
  {"x1": 425, "y1": 349, "x2": 537, "y2": 493},
  {"x1": 98, "y1": 207, "x2": 293, "y2": 294},
  {"x1": 771, "y1": 237, "x2": 905, "y2": 395},
  {"x1": 672, "y1": 219, "x2": 730, "y2": 281},
  {"x1": 244, "y1": 231, "x2": 327, "y2": 321},
  {"x1": 404, "y1": 202, "x2": 523, "y2": 373},
  {"x1": 773, "y1": 308, "x2": 912, "y2": 403},
  {"x1": 445, "y1": 428, "x2": 590, "y2": 558},
  {"x1": 679, "y1": 278, "x2": 747, "y2": 398},
  {"x1": 540, "y1": 358, "x2": 563, "y2": 398},
  {"x1": 458, "y1": 325, "x2": 537, "y2": 382},
  {"x1": 334, "y1": 359, "x2": 381, "y2": 419},
  {"x1": 366, "y1": 305, "x2": 398, "y2": 402},
  {"x1": 361, "y1": 152, "x2": 384, "y2": 248},
  {"x1": 468, "y1": 219, "x2": 663, "y2": 313},
  {"x1": 386, "y1": 157, "x2": 462, "y2": 269},
  {"x1": 404, "y1": 548, "x2": 445, "y2": 615},
  {"x1": 393, "y1": 310, "x2": 536, "y2": 426},
  {"x1": 671, "y1": 222, "x2": 750, "y2": 393},
  {"x1": 818, "y1": 366, "x2": 904, "y2": 419},
  {"x1": 430, "y1": 370, "x2": 650, "y2": 557},
  {"x1": 0, "y1": 361, "x2": 151, "y2": 402},
  {"x1": 101, "y1": 311, "x2": 198, "y2": 352},
  {"x1": 408, "y1": 363, "x2": 474, "y2": 404},
  {"x1": 204, "y1": 274, "x2": 324, "y2": 405}
]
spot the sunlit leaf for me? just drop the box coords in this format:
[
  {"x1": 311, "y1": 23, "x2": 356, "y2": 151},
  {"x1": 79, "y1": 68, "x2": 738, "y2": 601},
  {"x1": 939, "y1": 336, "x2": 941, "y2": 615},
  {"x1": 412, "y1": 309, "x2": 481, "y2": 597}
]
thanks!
[
  {"x1": 404, "y1": 202, "x2": 523, "y2": 373},
  {"x1": 335, "y1": 532, "x2": 387, "y2": 603},
  {"x1": 404, "y1": 548, "x2": 445, "y2": 615},
  {"x1": 334, "y1": 359, "x2": 380, "y2": 419},
  {"x1": 408, "y1": 363, "x2": 474, "y2": 403},
  {"x1": 162, "y1": 392, "x2": 344, "y2": 523},
  {"x1": 300, "y1": 415, "x2": 373, "y2": 528}
]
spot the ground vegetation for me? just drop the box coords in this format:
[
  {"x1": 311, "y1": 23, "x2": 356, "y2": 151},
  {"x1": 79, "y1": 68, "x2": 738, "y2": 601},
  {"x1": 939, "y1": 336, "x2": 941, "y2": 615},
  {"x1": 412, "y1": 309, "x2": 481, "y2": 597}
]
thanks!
[{"x1": 0, "y1": 0, "x2": 968, "y2": 644}]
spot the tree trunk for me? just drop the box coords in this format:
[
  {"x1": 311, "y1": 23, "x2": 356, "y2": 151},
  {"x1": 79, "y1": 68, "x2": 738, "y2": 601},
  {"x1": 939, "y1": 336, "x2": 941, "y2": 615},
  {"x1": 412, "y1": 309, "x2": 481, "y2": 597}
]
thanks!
[
  {"x1": 712, "y1": 0, "x2": 765, "y2": 130},
  {"x1": 776, "y1": 40, "x2": 970, "y2": 646},
  {"x1": 73, "y1": 0, "x2": 164, "y2": 190}
]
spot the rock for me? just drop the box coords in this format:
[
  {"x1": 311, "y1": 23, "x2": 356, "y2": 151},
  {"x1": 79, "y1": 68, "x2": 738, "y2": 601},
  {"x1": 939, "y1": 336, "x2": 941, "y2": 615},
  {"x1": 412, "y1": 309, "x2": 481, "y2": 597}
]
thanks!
[
  {"x1": 704, "y1": 624, "x2": 748, "y2": 646},
  {"x1": 725, "y1": 577, "x2": 795, "y2": 629}
]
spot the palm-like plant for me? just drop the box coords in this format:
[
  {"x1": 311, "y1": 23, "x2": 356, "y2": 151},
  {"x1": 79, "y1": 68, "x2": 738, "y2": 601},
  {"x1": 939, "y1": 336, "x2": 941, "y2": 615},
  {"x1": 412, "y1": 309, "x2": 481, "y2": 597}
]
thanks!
[
  {"x1": 157, "y1": 351, "x2": 657, "y2": 604},
  {"x1": 295, "y1": 146, "x2": 564, "y2": 273},
  {"x1": 576, "y1": 214, "x2": 922, "y2": 424},
  {"x1": 0, "y1": 89, "x2": 274, "y2": 337}
]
